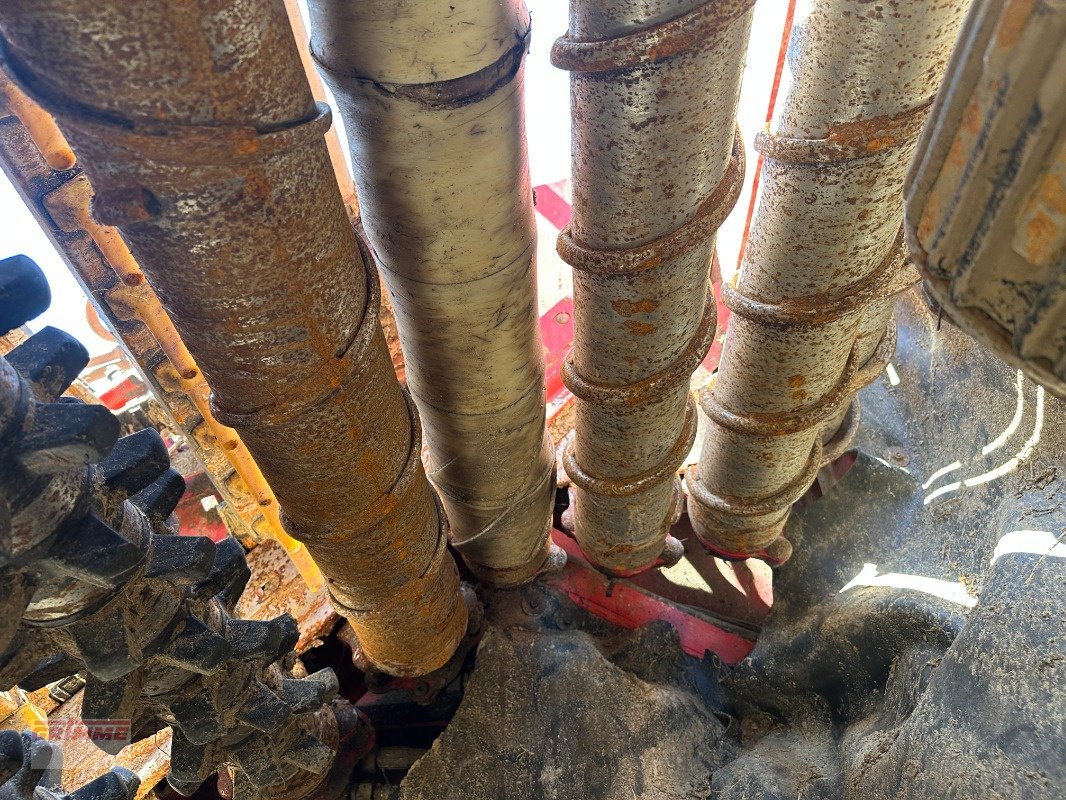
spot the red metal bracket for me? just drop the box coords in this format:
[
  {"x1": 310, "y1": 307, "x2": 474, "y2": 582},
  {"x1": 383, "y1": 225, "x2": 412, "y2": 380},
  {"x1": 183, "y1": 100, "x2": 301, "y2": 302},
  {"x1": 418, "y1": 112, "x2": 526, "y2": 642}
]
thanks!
[{"x1": 546, "y1": 529, "x2": 756, "y2": 665}]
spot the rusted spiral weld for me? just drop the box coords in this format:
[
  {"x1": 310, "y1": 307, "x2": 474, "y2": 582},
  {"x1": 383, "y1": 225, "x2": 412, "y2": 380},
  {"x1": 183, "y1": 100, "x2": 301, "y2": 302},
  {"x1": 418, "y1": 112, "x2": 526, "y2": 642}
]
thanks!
[
  {"x1": 550, "y1": 0, "x2": 756, "y2": 73},
  {"x1": 563, "y1": 395, "x2": 699, "y2": 499},
  {"x1": 700, "y1": 317, "x2": 896, "y2": 442},
  {"x1": 562, "y1": 286, "x2": 719, "y2": 408},
  {"x1": 211, "y1": 228, "x2": 382, "y2": 429},
  {"x1": 557, "y1": 133, "x2": 741, "y2": 469},
  {"x1": 2, "y1": 43, "x2": 335, "y2": 171},
  {"x1": 556, "y1": 128, "x2": 743, "y2": 573},
  {"x1": 280, "y1": 387, "x2": 436, "y2": 549},
  {"x1": 687, "y1": 313, "x2": 897, "y2": 559},
  {"x1": 554, "y1": 0, "x2": 753, "y2": 576},
  {"x1": 687, "y1": 441, "x2": 823, "y2": 520},
  {"x1": 754, "y1": 98, "x2": 934, "y2": 165},
  {"x1": 720, "y1": 228, "x2": 913, "y2": 328},
  {"x1": 557, "y1": 129, "x2": 743, "y2": 416},
  {"x1": 557, "y1": 128, "x2": 744, "y2": 275}
]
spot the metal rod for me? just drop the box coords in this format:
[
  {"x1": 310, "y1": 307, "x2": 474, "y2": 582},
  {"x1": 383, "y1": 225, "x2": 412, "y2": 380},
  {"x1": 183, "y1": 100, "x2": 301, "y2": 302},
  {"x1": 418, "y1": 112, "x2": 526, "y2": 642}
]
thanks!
[
  {"x1": 0, "y1": 0, "x2": 359, "y2": 574},
  {"x1": 552, "y1": 0, "x2": 754, "y2": 576},
  {"x1": 0, "y1": 0, "x2": 467, "y2": 677},
  {"x1": 687, "y1": 0, "x2": 972, "y2": 563},
  {"x1": 0, "y1": 77, "x2": 73, "y2": 171},
  {"x1": 307, "y1": 0, "x2": 562, "y2": 588}
]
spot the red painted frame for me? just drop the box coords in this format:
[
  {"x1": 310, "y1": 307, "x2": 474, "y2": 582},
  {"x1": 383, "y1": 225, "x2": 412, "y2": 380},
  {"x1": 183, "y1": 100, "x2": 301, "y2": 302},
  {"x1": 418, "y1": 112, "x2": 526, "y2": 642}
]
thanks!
[{"x1": 547, "y1": 530, "x2": 756, "y2": 665}]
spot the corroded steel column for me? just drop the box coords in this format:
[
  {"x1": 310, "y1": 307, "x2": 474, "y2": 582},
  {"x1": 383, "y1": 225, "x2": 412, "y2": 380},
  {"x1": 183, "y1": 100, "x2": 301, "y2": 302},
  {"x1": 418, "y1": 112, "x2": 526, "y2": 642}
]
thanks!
[
  {"x1": 908, "y1": 0, "x2": 1066, "y2": 399},
  {"x1": 307, "y1": 0, "x2": 561, "y2": 587},
  {"x1": 551, "y1": 0, "x2": 752, "y2": 575},
  {"x1": 0, "y1": 0, "x2": 466, "y2": 676},
  {"x1": 688, "y1": 0, "x2": 971, "y2": 562},
  {"x1": 44, "y1": 174, "x2": 324, "y2": 588}
]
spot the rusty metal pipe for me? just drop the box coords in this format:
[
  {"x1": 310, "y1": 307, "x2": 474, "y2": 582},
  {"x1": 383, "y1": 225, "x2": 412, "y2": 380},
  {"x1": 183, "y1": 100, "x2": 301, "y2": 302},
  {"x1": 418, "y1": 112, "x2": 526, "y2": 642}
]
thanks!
[
  {"x1": 306, "y1": 0, "x2": 561, "y2": 588},
  {"x1": 41, "y1": 173, "x2": 323, "y2": 590},
  {"x1": 0, "y1": 0, "x2": 466, "y2": 677},
  {"x1": 0, "y1": 15, "x2": 354, "y2": 570},
  {"x1": 280, "y1": 0, "x2": 357, "y2": 218},
  {"x1": 907, "y1": 0, "x2": 1066, "y2": 399},
  {"x1": 687, "y1": 0, "x2": 971, "y2": 562},
  {"x1": 551, "y1": 0, "x2": 753, "y2": 575},
  {"x1": 0, "y1": 77, "x2": 277, "y2": 556}
]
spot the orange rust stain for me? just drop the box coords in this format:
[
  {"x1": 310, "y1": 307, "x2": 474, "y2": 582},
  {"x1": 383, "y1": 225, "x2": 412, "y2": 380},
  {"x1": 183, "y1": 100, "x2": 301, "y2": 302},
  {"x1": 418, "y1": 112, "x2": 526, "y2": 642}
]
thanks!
[
  {"x1": 945, "y1": 139, "x2": 965, "y2": 173},
  {"x1": 1023, "y1": 211, "x2": 1058, "y2": 262},
  {"x1": 827, "y1": 111, "x2": 904, "y2": 145},
  {"x1": 235, "y1": 138, "x2": 261, "y2": 157},
  {"x1": 917, "y1": 195, "x2": 940, "y2": 242},
  {"x1": 787, "y1": 374, "x2": 806, "y2": 388},
  {"x1": 962, "y1": 97, "x2": 982, "y2": 137},
  {"x1": 995, "y1": 0, "x2": 1036, "y2": 49},
  {"x1": 357, "y1": 448, "x2": 385, "y2": 492},
  {"x1": 791, "y1": 389, "x2": 808, "y2": 402},
  {"x1": 624, "y1": 320, "x2": 656, "y2": 335},
  {"x1": 378, "y1": 490, "x2": 399, "y2": 519},
  {"x1": 1016, "y1": 141, "x2": 1066, "y2": 265},
  {"x1": 864, "y1": 135, "x2": 898, "y2": 153},
  {"x1": 1038, "y1": 173, "x2": 1066, "y2": 215},
  {"x1": 612, "y1": 297, "x2": 660, "y2": 316}
]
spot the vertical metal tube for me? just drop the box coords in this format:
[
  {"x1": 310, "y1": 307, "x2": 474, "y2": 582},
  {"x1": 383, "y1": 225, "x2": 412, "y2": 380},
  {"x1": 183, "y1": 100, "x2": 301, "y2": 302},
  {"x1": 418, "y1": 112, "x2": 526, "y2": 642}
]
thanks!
[
  {"x1": 0, "y1": 0, "x2": 467, "y2": 677},
  {"x1": 306, "y1": 0, "x2": 561, "y2": 588},
  {"x1": 687, "y1": 0, "x2": 971, "y2": 562},
  {"x1": 551, "y1": 0, "x2": 753, "y2": 575}
]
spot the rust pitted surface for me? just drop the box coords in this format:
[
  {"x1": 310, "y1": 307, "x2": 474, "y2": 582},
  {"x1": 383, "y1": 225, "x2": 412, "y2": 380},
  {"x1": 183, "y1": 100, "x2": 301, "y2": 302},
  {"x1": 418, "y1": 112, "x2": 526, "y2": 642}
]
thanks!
[
  {"x1": 551, "y1": 0, "x2": 754, "y2": 72},
  {"x1": 0, "y1": 73, "x2": 272, "y2": 550},
  {"x1": 552, "y1": 0, "x2": 753, "y2": 575},
  {"x1": 906, "y1": 0, "x2": 1066, "y2": 398},
  {"x1": 555, "y1": 131, "x2": 745, "y2": 276},
  {"x1": 0, "y1": 0, "x2": 466, "y2": 676},
  {"x1": 755, "y1": 101, "x2": 934, "y2": 165},
  {"x1": 308, "y1": 0, "x2": 559, "y2": 588},
  {"x1": 687, "y1": 0, "x2": 971, "y2": 562}
]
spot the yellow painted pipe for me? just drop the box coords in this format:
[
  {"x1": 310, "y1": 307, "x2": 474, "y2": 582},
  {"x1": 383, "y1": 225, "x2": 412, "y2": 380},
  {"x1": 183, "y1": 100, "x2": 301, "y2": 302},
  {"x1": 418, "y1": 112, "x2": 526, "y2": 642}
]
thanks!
[{"x1": 0, "y1": 76, "x2": 75, "y2": 171}]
